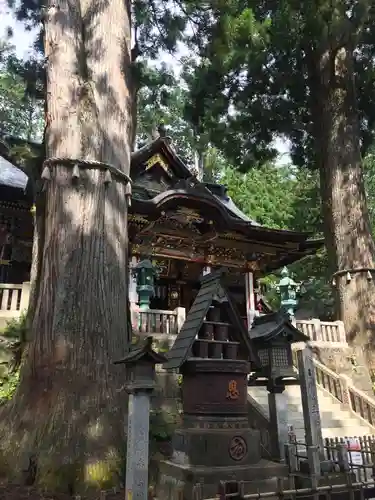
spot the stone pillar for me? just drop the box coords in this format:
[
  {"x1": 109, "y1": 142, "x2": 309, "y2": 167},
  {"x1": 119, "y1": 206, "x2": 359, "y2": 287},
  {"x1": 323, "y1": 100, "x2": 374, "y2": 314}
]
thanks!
[
  {"x1": 202, "y1": 266, "x2": 211, "y2": 276},
  {"x1": 297, "y1": 348, "x2": 325, "y2": 460},
  {"x1": 245, "y1": 272, "x2": 257, "y2": 330},
  {"x1": 268, "y1": 385, "x2": 288, "y2": 462},
  {"x1": 20, "y1": 281, "x2": 30, "y2": 311},
  {"x1": 115, "y1": 337, "x2": 167, "y2": 500},
  {"x1": 126, "y1": 391, "x2": 151, "y2": 500},
  {"x1": 174, "y1": 307, "x2": 186, "y2": 333}
]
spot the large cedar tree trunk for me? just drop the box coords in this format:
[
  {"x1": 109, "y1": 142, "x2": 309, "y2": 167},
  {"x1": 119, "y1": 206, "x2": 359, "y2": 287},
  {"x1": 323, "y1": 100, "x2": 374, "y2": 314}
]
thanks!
[
  {"x1": 314, "y1": 44, "x2": 375, "y2": 385},
  {"x1": 1, "y1": 0, "x2": 133, "y2": 491}
]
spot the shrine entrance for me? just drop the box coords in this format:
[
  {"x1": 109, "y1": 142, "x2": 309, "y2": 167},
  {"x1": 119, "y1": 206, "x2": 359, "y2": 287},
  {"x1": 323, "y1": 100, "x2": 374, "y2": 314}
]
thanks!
[
  {"x1": 147, "y1": 260, "x2": 247, "y2": 317},
  {"x1": 150, "y1": 276, "x2": 200, "y2": 311}
]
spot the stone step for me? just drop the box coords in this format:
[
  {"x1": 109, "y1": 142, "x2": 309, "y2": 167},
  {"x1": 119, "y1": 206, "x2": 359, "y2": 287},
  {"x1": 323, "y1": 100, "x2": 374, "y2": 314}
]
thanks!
[{"x1": 248, "y1": 384, "x2": 375, "y2": 439}]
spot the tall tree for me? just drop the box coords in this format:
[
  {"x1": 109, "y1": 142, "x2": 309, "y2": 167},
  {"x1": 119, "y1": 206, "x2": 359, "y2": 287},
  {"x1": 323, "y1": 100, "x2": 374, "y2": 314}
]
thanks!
[
  {"x1": 1, "y1": 0, "x2": 131, "y2": 491},
  {"x1": 1, "y1": 0, "x2": 190, "y2": 491},
  {"x1": 184, "y1": 1, "x2": 375, "y2": 373}
]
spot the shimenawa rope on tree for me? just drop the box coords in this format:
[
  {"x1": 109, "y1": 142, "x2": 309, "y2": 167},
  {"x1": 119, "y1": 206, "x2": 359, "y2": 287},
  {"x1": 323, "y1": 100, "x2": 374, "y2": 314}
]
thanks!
[
  {"x1": 331, "y1": 267, "x2": 375, "y2": 286},
  {"x1": 41, "y1": 157, "x2": 132, "y2": 206}
]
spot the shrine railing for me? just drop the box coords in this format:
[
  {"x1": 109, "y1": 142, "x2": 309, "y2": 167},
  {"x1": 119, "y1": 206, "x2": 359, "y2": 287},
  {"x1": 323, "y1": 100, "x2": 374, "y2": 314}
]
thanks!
[
  {"x1": 295, "y1": 319, "x2": 347, "y2": 345},
  {"x1": 131, "y1": 306, "x2": 186, "y2": 335},
  {"x1": 242, "y1": 316, "x2": 347, "y2": 346},
  {"x1": 0, "y1": 282, "x2": 30, "y2": 328},
  {"x1": 292, "y1": 350, "x2": 375, "y2": 429},
  {"x1": 138, "y1": 309, "x2": 178, "y2": 334}
]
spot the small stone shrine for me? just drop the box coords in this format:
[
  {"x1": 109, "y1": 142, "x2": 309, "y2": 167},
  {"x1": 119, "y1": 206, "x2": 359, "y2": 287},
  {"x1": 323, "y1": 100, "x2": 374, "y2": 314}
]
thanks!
[
  {"x1": 158, "y1": 269, "x2": 287, "y2": 499},
  {"x1": 248, "y1": 312, "x2": 309, "y2": 460}
]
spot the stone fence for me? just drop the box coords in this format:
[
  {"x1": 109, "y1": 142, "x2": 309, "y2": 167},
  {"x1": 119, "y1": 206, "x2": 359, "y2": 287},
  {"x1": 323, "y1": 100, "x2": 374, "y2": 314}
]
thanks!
[
  {"x1": 0, "y1": 282, "x2": 347, "y2": 349},
  {"x1": 133, "y1": 306, "x2": 347, "y2": 347},
  {"x1": 0, "y1": 281, "x2": 30, "y2": 329},
  {"x1": 294, "y1": 319, "x2": 347, "y2": 346},
  {"x1": 291, "y1": 350, "x2": 375, "y2": 430}
]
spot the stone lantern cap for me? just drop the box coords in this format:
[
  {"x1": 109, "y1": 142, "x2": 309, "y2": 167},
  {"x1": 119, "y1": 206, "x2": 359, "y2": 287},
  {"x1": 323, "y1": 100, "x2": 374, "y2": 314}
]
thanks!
[
  {"x1": 114, "y1": 336, "x2": 167, "y2": 392},
  {"x1": 248, "y1": 311, "x2": 309, "y2": 384},
  {"x1": 249, "y1": 311, "x2": 309, "y2": 343},
  {"x1": 276, "y1": 266, "x2": 300, "y2": 289},
  {"x1": 133, "y1": 259, "x2": 157, "y2": 270}
]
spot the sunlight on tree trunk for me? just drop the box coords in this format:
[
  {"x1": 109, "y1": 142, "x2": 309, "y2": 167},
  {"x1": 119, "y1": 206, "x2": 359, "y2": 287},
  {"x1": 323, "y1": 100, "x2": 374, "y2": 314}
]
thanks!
[
  {"x1": 318, "y1": 45, "x2": 375, "y2": 388},
  {"x1": 0, "y1": 0, "x2": 133, "y2": 492}
]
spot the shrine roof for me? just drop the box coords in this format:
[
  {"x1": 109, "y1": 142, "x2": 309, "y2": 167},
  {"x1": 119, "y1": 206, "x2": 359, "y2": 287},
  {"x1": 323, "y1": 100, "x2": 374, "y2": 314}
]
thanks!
[
  {"x1": 0, "y1": 155, "x2": 28, "y2": 190},
  {"x1": 114, "y1": 336, "x2": 167, "y2": 365},
  {"x1": 131, "y1": 137, "x2": 262, "y2": 227},
  {"x1": 131, "y1": 137, "x2": 321, "y2": 236},
  {"x1": 164, "y1": 268, "x2": 255, "y2": 370},
  {"x1": 249, "y1": 311, "x2": 309, "y2": 343},
  {"x1": 203, "y1": 182, "x2": 261, "y2": 226}
]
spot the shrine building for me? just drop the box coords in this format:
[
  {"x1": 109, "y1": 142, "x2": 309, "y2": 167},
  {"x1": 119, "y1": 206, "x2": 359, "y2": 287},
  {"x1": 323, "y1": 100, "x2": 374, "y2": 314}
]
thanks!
[{"x1": 0, "y1": 136, "x2": 322, "y2": 326}]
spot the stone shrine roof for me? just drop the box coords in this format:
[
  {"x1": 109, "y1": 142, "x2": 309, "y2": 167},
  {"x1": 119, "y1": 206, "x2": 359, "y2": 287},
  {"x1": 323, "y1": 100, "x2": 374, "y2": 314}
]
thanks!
[{"x1": 249, "y1": 311, "x2": 309, "y2": 343}]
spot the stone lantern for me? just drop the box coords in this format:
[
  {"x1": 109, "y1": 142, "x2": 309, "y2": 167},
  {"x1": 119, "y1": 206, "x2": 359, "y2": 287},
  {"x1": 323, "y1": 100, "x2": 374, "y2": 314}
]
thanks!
[
  {"x1": 132, "y1": 259, "x2": 159, "y2": 311},
  {"x1": 114, "y1": 336, "x2": 167, "y2": 500},
  {"x1": 249, "y1": 311, "x2": 308, "y2": 387},
  {"x1": 249, "y1": 311, "x2": 309, "y2": 461},
  {"x1": 276, "y1": 267, "x2": 302, "y2": 319}
]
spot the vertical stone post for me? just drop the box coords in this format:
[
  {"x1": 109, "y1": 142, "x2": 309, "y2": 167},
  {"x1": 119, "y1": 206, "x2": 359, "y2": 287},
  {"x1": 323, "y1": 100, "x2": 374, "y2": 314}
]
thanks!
[
  {"x1": 338, "y1": 374, "x2": 352, "y2": 409},
  {"x1": 245, "y1": 271, "x2": 257, "y2": 330},
  {"x1": 336, "y1": 320, "x2": 346, "y2": 344},
  {"x1": 125, "y1": 391, "x2": 151, "y2": 500},
  {"x1": 202, "y1": 266, "x2": 211, "y2": 276},
  {"x1": 311, "y1": 319, "x2": 323, "y2": 342},
  {"x1": 297, "y1": 348, "x2": 324, "y2": 460},
  {"x1": 174, "y1": 307, "x2": 186, "y2": 333},
  {"x1": 268, "y1": 384, "x2": 289, "y2": 462},
  {"x1": 114, "y1": 337, "x2": 167, "y2": 500},
  {"x1": 20, "y1": 281, "x2": 31, "y2": 312}
]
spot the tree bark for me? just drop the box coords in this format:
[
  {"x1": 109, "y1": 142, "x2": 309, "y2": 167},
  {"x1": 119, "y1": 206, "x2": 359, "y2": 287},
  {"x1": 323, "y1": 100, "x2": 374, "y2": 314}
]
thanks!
[
  {"x1": 315, "y1": 44, "x2": 375, "y2": 386},
  {"x1": 1, "y1": 0, "x2": 132, "y2": 492},
  {"x1": 25, "y1": 190, "x2": 45, "y2": 338}
]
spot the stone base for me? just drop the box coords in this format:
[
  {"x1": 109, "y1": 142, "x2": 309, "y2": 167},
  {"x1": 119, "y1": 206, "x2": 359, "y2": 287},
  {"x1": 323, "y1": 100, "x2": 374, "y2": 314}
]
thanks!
[
  {"x1": 173, "y1": 424, "x2": 261, "y2": 467},
  {"x1": 157, "y1": 458, "x2": 288, "y2": 500}
]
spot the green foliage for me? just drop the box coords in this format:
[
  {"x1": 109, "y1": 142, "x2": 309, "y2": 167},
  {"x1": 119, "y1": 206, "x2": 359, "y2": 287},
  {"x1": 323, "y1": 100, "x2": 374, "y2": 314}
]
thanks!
[
  {"x1": 220, "y1": 163, "x2": 297, "y2": 229},
  {"x1": 149, "y1": 409, "x2": 175, "y2": 441},
  {"x1": 0, "y1": 315, "x2": 27, "y2": 403},
  {"x1": 136, "y1": 64, "x2": 196, "y2": 164},
  {"x1": 183, "y1": 1, "x2": 375, "y2": 168},
  {"x1": 1, "y1": 313, "x2": 27, "y2": 340},
  {"x1": 219, "y1": 160, "x2": 334, "y2": 317},
  {"x1": 0, "y1": 51, "x2": 43, "y2": 141},
  {"x1": 0, "y1": 371, "x2": 19, "y2": 403}
]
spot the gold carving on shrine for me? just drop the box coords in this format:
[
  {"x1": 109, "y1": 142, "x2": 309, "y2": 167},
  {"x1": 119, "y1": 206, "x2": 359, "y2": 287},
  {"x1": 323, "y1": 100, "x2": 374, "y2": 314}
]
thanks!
[
  {"x1": 173, "y1": 207, "x2": 204, "y2": 224},
  {"x1": 226, "y1": 380, "x2": 240, "y2": 400},
  {"x1": 145, "y1": 154, "x2": 172, "y2": 176},
  {"x1": 129, "y1": 214, "x2": 149, "y2": 224}
]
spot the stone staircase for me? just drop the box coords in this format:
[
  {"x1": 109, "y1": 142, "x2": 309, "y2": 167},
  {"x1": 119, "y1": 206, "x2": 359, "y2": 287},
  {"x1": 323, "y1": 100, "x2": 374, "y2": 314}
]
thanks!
[
  {"x1": 247, "y1": 351, "x2": 375, "y2": 454},
  {"x1": 248, "y1": 383, "x2": 375, "y2": 442}
]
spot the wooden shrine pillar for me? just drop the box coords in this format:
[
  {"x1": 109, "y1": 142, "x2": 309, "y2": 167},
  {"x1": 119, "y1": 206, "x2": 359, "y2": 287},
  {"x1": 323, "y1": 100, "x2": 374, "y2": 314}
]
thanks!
[
  {"x1": 129, "y1": 256, "x2": 138, "y2": 305},
  {"x1": 245, "y1": 271, "x2": 257, "y2": 330}
]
